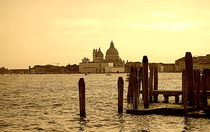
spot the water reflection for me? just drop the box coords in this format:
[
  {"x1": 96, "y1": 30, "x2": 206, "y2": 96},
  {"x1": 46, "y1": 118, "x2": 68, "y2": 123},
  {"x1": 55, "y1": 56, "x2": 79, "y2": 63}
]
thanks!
[
  {"x1": 78, "y1": 117, "x2": 88, "y2": 131},
  {"x1": 183, "y1": 116, "x2": 190, "y2": 131},
  {"x1": 117, "y1": 113, "x2": 124, "y2": 131}
]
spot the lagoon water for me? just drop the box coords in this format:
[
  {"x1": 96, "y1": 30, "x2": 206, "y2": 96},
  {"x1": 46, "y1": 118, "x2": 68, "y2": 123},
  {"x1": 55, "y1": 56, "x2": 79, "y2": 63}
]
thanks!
[{"x1": 0, "y1": 73, "x2": 210, "y2": 132}]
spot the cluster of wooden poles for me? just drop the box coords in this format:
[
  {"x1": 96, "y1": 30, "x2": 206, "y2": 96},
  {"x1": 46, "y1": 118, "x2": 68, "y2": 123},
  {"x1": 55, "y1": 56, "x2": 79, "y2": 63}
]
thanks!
[
  {"x1": 127, "y1": 56, "x2": 158, "y2": 109},
  {"x1": 182, "y1": 52, "x2": 210, "y2": 110},
  {"x1": 78, "y1": 52, "x2": 210, "y2": 117},
  {"x1": 127, "y1": 52, "x2": 210, "y2": 111}
]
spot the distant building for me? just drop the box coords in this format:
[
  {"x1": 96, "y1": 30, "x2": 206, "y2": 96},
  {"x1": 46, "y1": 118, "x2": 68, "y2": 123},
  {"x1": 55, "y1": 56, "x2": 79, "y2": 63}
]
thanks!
[
  {"x1": 160, "y1": 63, "x2": 175, "y2": 72},
  {"x1": 175, "y1": 54, "x2": 210, "y2": 72},
  {"x1": 175, "y1": 57, "x2": 185, "y2": 72},
  {"x1": 124, "y1": 62, "x2": 175, "y2": 73},
  {"x1": 30, "y1": 64, "x2": 79, "y2": 74},
  {"x1": 0, "y1": 67, "x2": 8, "y2": 74},
  {"x1": 79, "y1": 41, "x2": 125, "y2": 73},
  {"x1": 125, "y1": 62, "x2": 142, "y2": 73},
  {"x1": 8, "y1": 69, "x2": 29, "y2": 74}
]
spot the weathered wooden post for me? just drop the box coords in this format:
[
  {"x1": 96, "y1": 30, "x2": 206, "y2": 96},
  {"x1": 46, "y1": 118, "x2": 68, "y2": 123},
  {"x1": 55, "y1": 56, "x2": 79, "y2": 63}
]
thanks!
[
  {"x1": 194, "y1": 70, "x2": 201, "y2": 109},
  {"x1": 182, "y1": 70, "x2": 187, "y2": 111},
  {"x1": 185, "y1": 52, "x2": 195, "y2": 106},
  {"x1": 204, "y1": 69, "x2": 210, "y2": 116},
  {"x1": 149, "y1": 65, "x2": 154, "y2": 103},
  {"x1": 143, "y1": 56, "x2": 149, "y2": 108},
  {"x1": 118, "y1": 77, "x2": 124, "y2": 113},
  {"x1": 127, "y1": 67, "x2": 134, "y2": 103},
  {"x1": 138, "y1": 67, "x2": 143, "y2": 94},
  {"x1": 153, "y1": 65, "x2": 158, "y2": 103},
  {"x1": 202, "y1": 69, "x2": 208, "y2": 106},
  {"x1": 79, "y1": 78, "x2": 86, "y2": 117},
  {"x1": 206, "y1": 69, "x2": 210, "y2": 92},
  {"x1": 133, "y1": 68, "x2": 139, "y2": 109}
]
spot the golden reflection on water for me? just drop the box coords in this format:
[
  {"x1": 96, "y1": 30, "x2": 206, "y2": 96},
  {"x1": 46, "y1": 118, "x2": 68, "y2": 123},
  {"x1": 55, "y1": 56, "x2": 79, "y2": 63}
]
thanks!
[{"x1": 0, "y1": 73, "x2": 210, "y2": 131}]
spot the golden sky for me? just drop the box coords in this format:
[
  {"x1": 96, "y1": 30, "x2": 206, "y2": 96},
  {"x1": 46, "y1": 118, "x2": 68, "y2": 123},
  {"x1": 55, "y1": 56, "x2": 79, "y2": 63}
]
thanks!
[{"x1": 1, "y1": 0, "x2": 210, "y2": 68}]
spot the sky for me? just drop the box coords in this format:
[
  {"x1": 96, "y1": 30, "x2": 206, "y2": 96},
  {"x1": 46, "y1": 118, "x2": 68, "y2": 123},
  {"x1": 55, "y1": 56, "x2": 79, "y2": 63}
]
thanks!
[{"x1": 1, "y1": 0, "x2": 210, "y2": 69}]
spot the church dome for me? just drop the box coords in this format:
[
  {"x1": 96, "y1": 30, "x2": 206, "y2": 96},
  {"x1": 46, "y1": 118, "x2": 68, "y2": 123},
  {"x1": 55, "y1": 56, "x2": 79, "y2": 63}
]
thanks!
[{"x1": 106, "y1": 41, "x2": 119, "y2": 56}]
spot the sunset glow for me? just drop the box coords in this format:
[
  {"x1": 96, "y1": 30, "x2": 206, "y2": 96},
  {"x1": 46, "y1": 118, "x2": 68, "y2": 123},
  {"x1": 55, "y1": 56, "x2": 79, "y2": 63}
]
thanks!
[{"x1": 1, "y1": 0, "x2": 210, "y2": 68}]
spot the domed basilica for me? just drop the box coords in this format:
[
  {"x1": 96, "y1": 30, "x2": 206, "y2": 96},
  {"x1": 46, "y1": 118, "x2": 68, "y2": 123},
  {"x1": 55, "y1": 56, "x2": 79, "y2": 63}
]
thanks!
[
  {"x1": 93, "y1": 41, "x2": 124, "y2": 66},
  {"x1": 79, "y1": 41, "x2": 125, "y2": 73}
]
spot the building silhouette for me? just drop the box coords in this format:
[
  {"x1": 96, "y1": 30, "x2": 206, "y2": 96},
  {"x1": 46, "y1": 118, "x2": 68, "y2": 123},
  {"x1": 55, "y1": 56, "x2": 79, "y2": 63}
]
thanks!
[
  {"x1": 79, "y1": 41, "x2": 125, "y2": 73},
  {"x1": 175, "y1": 54, "x2": 210, "y2": 72}
]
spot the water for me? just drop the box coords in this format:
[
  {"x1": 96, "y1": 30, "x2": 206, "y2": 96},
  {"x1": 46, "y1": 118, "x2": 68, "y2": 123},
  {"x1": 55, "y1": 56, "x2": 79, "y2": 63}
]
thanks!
[{"x1": 0, "y1": 73, "x2": 210, "y2": 132}]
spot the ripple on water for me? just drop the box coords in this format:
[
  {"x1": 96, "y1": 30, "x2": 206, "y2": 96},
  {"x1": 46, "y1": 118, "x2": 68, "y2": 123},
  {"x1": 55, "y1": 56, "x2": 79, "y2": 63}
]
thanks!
[
  {"x1": 0, "y1": 120, "x2": 11, "y2": 128},
  {"x1": 1, "y1": 73, "x2": 210, "y2": 132}
]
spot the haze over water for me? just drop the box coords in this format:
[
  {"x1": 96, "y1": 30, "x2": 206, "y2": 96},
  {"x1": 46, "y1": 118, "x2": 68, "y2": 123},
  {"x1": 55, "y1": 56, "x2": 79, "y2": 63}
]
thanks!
[{"x1": 1, "y1": 73, "x2": 210, "y2": 131}]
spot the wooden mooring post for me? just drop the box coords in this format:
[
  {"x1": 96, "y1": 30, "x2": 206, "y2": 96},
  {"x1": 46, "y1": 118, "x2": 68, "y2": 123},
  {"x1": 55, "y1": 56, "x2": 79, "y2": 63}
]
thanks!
[
  {"x1": 149, "y1": 65, "x2": 154, "y2": 103},
  {"x1": 133, "y1": 68, "x2": 139, "y2": 109},
  {"x1": 138, "y1": 67, "x2": 143, "y2": 95},
  {"x1": 79, "y1": 78, "x2": 86, "y2": 117},
  {"x1": 127, "y1": 67, "x2": 134, "y2": 103},
  {"x1": 194, "y1": 70, "x2": 201, "y2": 109},
  {"x1": 182, "y1": 70, "x2": 187, "y2": 111},
  {"x1": 118, "y1": 77, "x2": 124, "y2": 113},
  {"x1": 153, "y1": 65, "x2": 158, "y2": 103},
  {"x1": 185, "y1": 52, "x2": 195, "y2": 106},
  {"x1": 202, "y1": 69, "x2": 209, "y2": 106},
  {"x1": 143, "y1": 56, "x2": 149, "y2": 108}
]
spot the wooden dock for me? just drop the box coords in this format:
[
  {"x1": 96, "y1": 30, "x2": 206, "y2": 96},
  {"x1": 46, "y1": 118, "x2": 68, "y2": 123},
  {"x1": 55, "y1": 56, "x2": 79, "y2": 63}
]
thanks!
[
  {"x1": 126, "y1": 102, "x2": 210, "y2": 118},
  {"x1": 126, "y1": 103, "x2": 195, "y2": 116},
  {"x1": 140, "y1": 90, "x2": 210, "y2": 104},
  {"x1": 125, "y1": 52, "x2": 210, "y2": 117}
]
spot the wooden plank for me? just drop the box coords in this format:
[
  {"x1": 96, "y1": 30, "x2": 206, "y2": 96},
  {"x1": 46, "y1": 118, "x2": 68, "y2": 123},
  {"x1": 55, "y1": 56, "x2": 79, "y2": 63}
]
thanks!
[
  {"x1": 140, "y1": 90, "x2": 210, "y2": 95},
  {"x1": 153, "y1": 90, "x2": 182, "y2": 94},
  {"x1": 126, "y1": 103, "x2": 196, "y2": 116}
]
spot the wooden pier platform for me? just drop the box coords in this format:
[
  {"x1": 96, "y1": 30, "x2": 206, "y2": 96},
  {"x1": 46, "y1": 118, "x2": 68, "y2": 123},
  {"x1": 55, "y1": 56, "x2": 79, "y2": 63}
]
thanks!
[
  {"x1": 139, "y1": 90, "x2": 210, "y2": 104},
  {"x1": 126, "y1": 103, "x2": 193, "y2": 116},
  {"x1": 126, "y1": 103, "x2": 210, "y2": 117}
]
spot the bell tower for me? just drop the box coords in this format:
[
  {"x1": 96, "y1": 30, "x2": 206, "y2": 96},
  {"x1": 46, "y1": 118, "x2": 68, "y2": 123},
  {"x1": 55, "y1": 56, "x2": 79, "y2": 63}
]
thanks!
[{"x1": 93, "y1": 49, "x2": 96, "y2": 62}]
